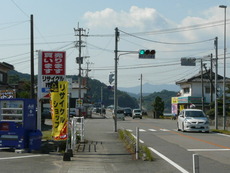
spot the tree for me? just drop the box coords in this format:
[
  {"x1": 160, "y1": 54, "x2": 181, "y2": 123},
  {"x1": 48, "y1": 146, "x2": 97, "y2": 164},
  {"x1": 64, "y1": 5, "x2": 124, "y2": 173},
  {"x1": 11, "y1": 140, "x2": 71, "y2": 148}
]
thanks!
[{"x1": 152, "y1": 96, "x2": 164, "y2": 118}]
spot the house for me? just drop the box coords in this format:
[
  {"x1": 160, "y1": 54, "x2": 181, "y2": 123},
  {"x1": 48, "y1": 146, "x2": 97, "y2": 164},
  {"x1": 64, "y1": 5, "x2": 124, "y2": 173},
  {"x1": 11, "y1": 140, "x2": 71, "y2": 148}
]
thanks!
[
  {"x1": 0, "y1": 62, "x2": 15, "y2": 98},
  {"x1": 172, "y1": 70, "x2": 230, "y2": 114}
]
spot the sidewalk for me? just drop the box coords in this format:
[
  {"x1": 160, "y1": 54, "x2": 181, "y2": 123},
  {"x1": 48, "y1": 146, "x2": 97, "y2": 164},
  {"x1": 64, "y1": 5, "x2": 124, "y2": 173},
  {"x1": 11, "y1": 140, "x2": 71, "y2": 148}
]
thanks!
[{"x1": 66, "y1": 114, "x2": 178, "y2": 173}]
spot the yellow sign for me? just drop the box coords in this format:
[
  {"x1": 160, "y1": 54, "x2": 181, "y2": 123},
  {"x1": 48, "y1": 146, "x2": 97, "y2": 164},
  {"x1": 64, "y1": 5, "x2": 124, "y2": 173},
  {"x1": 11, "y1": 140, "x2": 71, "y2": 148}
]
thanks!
[
  {"x1": 171, "y1": 97, "x2": 178, "y2": 104},
  {"x1": 50, "y1": 81, "x2": 68, "y2": 141}
]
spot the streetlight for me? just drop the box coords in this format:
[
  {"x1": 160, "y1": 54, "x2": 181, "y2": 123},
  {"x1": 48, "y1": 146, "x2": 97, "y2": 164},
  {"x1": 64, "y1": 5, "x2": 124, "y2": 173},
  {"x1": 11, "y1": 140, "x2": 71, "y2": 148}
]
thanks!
[{"x1": 219, "y1": 5, "x2": 227, "y2": 130}]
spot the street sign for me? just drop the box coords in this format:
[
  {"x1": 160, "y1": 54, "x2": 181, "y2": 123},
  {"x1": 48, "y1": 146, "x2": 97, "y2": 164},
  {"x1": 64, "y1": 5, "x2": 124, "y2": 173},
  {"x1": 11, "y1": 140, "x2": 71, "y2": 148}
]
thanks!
[{"x1": 181, "y1": 57, "x2": 196, "y2": 66}]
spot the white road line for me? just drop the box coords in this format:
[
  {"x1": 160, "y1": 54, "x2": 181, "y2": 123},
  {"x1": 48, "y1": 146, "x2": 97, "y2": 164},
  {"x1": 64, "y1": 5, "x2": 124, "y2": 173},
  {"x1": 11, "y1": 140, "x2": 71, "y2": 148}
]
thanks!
[
  {"x1": 131, "y1": 134, "x2": 144, "y2": 143},
  {"x1": 0, "y1": 155, "x2": 44, "y2": 160},
  {"x1": 217, "y1": 133, "x2": 230, "y2": 138},
  {"x1": 188, "y1": 149, "x2": 230, "y2": 152},
  {"x1": 149, "y1": 129, "x2": 157, "y2": 132},
  {"x1": 139, "y1": 129, "x2": 146, "y2": 132},
  {"x1": 126, "y1": 129, "x2": 133, "y2": 132},
  {"x1": 148, "y1": 147, "x2": 189, "y2": 173},
  {"x1": 160, "y1": 129, "x2": 170, "y2": 131}
]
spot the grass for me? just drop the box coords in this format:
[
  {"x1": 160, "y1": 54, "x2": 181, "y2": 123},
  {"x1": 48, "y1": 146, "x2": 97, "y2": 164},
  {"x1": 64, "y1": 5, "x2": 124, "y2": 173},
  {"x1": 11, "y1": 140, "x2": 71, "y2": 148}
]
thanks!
[{"x1": 118, "y1": 129, "x2": 154, "y2": 161}]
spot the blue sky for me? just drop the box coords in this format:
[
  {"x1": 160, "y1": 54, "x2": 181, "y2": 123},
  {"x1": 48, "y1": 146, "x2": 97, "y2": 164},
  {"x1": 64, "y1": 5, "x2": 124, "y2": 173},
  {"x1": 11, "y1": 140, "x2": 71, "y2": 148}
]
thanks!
[{"x1": 0, "y1": 0, "x2": 229, "y2": 88}]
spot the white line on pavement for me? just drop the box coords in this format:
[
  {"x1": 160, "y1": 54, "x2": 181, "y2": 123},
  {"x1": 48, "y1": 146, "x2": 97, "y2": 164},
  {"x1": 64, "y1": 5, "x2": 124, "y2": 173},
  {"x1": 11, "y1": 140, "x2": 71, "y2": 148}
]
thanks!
[
  {"x1": 139, "y1": 129, "x2": 146, "y2": 132},
  {"x1": 131, "y1": 134, "x2": 144, "y2": 143},
  {"x1": 148, "y1": 129, "x2": 157, "y2": 132},
  {"x1": 187, "y1": 149, "x2": 230, "y2": 152},
  {"x1": 148, "y1": 147, "x2": 189, "y2": 173},
  {"x1": 0, "y1": 155, "x2": 44, "y2": 160}
]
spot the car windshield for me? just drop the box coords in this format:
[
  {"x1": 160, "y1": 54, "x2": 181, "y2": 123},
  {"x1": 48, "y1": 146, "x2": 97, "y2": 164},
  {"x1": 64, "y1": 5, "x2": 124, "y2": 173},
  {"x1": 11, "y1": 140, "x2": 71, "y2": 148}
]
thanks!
[
  {"x1": 185, "y1": 110, "x2": 205, "y2": 117},
  {"x1": 134, "y1": 110, "x2": 141, "y2": 113}
]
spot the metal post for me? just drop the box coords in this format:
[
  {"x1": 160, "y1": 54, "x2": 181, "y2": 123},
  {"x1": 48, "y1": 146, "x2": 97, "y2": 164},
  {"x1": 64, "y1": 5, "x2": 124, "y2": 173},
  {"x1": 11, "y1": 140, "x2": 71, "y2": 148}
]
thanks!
[
  {"x1": 193, "y1": 154, "x2": 199, "y2": 173},
  {"x1": 140, "y1": 74, "x2": 143, "y2": 111},
  {"x1": 136, "y1": 127, "x2": 139, "y2": 160},
  {"x1": 214, "y1": 37, "x2": 218, "y2": 129},
  {"x1": 114, "y1": 27, "x2": 119, "y2": 132},
  {"x1": 219, "y1": 5, "x2": 227, "y2": 130}
]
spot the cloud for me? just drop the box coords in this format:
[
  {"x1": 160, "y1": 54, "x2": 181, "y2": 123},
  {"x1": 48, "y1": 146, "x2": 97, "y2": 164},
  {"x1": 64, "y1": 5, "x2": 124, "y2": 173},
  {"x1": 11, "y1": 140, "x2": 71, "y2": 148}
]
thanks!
[{"x1": 83, "y1": 6, "x2": 173, "y2": 31}]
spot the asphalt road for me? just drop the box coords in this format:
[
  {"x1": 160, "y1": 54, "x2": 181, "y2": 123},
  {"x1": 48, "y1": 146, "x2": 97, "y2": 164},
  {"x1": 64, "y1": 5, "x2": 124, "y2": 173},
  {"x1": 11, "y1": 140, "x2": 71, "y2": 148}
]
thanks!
[
  {"x1": 0, "y1": 112, "x2": 229, "y2": 173},
  {"x1": 113, "y1": 114, "x2": 230, "y2": 173}
]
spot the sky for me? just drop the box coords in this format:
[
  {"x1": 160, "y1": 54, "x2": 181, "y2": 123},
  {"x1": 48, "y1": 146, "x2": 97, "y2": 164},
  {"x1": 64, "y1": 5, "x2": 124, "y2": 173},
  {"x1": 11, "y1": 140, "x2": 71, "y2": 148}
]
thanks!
[{"x1": 0, "y1": 0, "x2": 230, "y2": 88}]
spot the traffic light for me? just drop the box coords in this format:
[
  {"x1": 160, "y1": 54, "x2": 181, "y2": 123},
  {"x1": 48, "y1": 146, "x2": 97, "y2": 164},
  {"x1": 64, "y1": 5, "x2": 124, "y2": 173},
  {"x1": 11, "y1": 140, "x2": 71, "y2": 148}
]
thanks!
[
  {"x1": 109, "y1": 73, "x2": 115, "y2": 84},
  {"x1": 139, "y1": 49, "x2": 156, "y2": 59}
]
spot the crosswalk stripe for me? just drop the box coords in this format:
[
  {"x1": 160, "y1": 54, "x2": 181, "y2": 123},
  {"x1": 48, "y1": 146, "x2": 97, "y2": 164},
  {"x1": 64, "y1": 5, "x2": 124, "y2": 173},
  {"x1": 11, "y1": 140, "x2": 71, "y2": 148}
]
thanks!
[
  {"x1": 160, "y1": 129, "x2": 170, "y2": 131},
  {"x1": 139, "y1": 129, "x2": 146, "y2": 132},
  {"x1": 149, "y1": 129, "x2": 157, "y2": 132},
  {"x1": 124, "y1": 128, "x2": 171, "y2": 132}
]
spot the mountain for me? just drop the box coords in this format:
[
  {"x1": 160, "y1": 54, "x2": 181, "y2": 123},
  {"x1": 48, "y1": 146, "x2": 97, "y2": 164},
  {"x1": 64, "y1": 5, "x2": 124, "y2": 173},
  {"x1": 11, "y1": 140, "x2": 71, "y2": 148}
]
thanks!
[{"x1": 119, "y1": 83, "x2": 180, "y2": 95}]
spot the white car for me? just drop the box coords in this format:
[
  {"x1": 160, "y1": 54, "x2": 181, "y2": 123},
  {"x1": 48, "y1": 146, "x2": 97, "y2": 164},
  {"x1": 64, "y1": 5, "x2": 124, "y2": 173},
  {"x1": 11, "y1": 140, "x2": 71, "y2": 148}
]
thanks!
[
  {"x1": 132, "y1": 109, "x2": 142, "y2": 119},
  {"x1": 177, "y1": 109, "x2": 209, "y2": 133}
]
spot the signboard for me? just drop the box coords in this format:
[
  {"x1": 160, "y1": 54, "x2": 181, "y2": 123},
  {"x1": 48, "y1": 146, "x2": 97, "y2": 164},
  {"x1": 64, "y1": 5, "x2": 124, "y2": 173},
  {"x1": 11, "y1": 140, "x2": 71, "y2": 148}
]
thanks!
[
  {"x1": 38, "y1": 51, "x2": 66, "y2": 99},
  {"x1": 181, "y1": 57, "x2": 196, "y2": 66},
  {"x1": 0, "y1": 89, "x2": 16, "y2": 98},
  {"x1": 50, "y1": 81, "x2": 68, "y2": 141}
]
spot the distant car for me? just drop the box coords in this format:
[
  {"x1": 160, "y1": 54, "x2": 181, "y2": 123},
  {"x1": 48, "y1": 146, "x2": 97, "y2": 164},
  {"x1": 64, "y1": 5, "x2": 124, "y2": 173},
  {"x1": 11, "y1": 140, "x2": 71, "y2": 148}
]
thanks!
[
  {"x1": 113, "y1": 109, "x2": 125, "y2": 120},
  {"x1": 177, "y1": 109, "x2": 209, "y2": 133},
  {"x1": 132, "y1": 109, "x2": 142, "y2": 119},
  {"x1": 123, "y1": 108, "x2": 132, "y2": 117}
]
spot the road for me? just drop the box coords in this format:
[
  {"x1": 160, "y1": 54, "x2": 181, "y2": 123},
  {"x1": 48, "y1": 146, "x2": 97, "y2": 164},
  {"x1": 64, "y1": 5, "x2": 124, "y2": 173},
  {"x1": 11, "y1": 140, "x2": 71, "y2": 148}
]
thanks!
[
  {"x1": 0, "y1": 112, "x2": 230, "y2": 173},
  {"x1": 112, "y1": 113, "x2": 230, "y2": 173}
]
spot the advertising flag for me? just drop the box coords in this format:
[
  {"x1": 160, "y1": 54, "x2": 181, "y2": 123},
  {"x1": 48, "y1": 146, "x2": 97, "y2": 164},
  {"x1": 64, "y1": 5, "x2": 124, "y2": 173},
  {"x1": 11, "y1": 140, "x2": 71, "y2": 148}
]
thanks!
[{"x1": 50, "y1": 81, "x2": 68, "y2": 141}]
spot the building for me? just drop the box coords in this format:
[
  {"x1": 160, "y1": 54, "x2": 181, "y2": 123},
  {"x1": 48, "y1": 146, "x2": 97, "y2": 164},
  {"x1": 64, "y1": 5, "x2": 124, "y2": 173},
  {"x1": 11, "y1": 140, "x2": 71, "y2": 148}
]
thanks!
[
  {"x1": 0, "y1": 62, "x2": 15, "y2": 98},
  {"x1": 172, "y1": 70, "x2": 230, "y2": 114}
]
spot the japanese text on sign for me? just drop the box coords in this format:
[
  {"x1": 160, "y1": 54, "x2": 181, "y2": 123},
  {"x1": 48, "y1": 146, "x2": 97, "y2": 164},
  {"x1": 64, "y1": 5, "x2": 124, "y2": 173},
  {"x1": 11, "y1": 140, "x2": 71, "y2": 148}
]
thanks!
[
  {"x1": 50, "y1": 81, "x2": 68, "y2": 141},
  {"x1": 42, "y1": 51, "x2": 66, "y2": 75}
]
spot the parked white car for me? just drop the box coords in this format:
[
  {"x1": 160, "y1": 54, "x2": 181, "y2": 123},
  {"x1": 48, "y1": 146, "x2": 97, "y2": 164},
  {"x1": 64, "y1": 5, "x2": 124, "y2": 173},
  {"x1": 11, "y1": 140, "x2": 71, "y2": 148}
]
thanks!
[
  {"x1": 177, "y1": 109, "x2": 209, "y2": 133},
  {"x1": 132, "y1": 109, "x2": 142, "y2": 119}
]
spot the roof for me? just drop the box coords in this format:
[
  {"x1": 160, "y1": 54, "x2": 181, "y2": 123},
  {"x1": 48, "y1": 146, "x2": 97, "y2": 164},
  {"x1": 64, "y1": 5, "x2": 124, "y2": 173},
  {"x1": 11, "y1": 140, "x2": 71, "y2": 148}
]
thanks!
[{"x1": 176, "y1": 69, "x2": 230, "y2": 85}]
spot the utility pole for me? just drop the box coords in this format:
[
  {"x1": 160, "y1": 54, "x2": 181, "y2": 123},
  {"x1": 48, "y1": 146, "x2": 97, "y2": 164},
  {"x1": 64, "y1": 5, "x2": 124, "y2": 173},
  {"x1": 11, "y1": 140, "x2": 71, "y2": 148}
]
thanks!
[
  {"x1": 201, "y1": 59, "x2": 204, "y2": 111},
  {"x1": 210, "y1": 54, "x2": 213, "y2": 104},
  {"x1": 140, "y1": 74, "x2": 143, "y2": 111},
  {"x1": 214, "y1": 37, "x2": 218, "y2": 129},
  {"x1": 74, "y1": 26, "x2": 87, "y2": 116},
  {"x1": 114, "y1": 27, "x2": 119, "y2": 132},
  {"x1": 30, "y1": 14, "x2": 35, "y2": 99}
]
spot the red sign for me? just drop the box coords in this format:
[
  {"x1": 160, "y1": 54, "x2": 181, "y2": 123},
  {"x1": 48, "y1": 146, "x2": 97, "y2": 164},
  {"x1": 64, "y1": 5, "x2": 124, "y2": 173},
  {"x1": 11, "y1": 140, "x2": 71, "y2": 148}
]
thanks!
[{"x1": 42, "y1": 51, "x2": 66, "y2": 75}]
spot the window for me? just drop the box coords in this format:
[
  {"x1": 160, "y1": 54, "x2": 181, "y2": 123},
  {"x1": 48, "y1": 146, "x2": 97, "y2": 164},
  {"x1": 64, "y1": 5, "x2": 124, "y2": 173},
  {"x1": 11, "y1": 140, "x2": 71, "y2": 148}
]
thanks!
[{"x1": 183, "y1": 87, "x2": 190, "y2": 94}]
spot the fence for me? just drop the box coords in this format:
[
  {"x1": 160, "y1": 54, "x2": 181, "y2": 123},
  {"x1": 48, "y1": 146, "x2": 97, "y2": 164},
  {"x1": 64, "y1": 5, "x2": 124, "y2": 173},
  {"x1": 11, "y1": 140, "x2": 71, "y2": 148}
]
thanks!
[{"x1": 71, "y1": 117, "x2": 84, "y2": 150}]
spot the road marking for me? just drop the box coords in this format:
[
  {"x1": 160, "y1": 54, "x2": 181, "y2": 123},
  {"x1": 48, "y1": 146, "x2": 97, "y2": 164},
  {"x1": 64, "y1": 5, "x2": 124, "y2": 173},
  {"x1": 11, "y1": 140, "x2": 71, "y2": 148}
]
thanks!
[
  {"x1": 0, "y1": 155, "x2": 44, "y2": 160},
  {"x1": 126, "y1": 129, "x2": 133, "y2": 132},
  {"x1": 148, "y1": 147, "x2": 189, "y2": 173},
  {"x1": 217, "y1": 133, "x2": 230, "y2": 138},
  {"x1": 188, "y1": 149, "x2": 230, "y2": 152},
  {"x1": 170, "y1": 131, "x2": 230, "y2": 150},
  {"x1": 131, "y1": 134, "x2": 144, "y2": 143},
  {"x1": 149, "y1": 129, "x2": 157, "y2": 132},
  {"x1": 139, "y1": 129, "x2": 146, "y2": 132},
  {"x1": 160, "y1": 129, "x2": 170, "y2": 131}
]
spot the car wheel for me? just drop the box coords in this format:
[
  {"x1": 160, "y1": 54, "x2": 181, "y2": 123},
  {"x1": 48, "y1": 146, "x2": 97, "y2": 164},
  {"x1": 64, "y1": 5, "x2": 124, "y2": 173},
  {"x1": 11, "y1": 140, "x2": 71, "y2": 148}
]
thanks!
[
  {"x1": 182, "y1": 123, "x2": 185, "y2": 132},
  {"x1": 140, "y1": 117, "x2": 142, "y2": 119},
  {"x1": 177, "y1": 122, "x2": 181, "y2": 131}
]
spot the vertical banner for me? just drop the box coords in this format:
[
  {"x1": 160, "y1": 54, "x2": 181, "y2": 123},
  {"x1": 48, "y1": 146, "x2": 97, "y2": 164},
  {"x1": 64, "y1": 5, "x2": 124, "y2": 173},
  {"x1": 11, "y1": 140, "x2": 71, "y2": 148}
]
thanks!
[{"x1": 50, "y1": 81, "x2": 68, "y2": 141}]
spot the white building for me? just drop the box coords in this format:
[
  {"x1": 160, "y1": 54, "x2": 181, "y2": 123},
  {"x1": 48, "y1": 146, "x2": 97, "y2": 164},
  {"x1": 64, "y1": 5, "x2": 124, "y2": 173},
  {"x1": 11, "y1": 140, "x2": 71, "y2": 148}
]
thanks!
[{"x1": 171, "y1": 70, "x2": 230, "y2": 114}]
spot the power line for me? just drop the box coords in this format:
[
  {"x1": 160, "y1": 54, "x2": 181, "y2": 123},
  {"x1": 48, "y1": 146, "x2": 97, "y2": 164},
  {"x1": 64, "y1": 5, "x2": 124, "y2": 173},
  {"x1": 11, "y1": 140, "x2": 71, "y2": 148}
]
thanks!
[{"x1": 119, "y1": 29, "x2": 214, "y2": 45}]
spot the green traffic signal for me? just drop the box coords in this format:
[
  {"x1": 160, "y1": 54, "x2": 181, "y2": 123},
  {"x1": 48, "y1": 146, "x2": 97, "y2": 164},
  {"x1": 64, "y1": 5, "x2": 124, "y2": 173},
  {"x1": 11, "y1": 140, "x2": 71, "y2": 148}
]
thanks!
[{"x1": 139, "y1": 50, "x2": 145, "y2": 55}]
